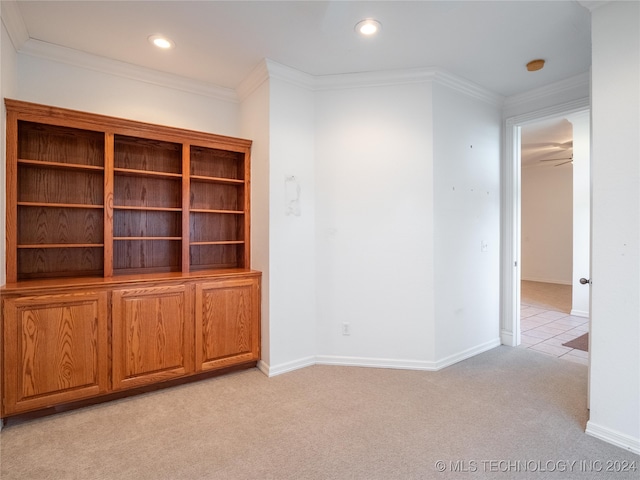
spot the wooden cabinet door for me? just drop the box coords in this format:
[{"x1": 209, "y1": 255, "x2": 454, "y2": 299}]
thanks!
[
  {"x1": 195, "y1": 277, "x2": 260, "y2": 371},
  {"x1": 112, "y1": 284, "x2": 193, "y2": 390},
  {"x1": 2, "y1": 291, "x2": 108, "y2": 416}
]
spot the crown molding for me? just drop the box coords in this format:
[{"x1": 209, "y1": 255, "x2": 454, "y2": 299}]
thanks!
[
  {"x1": 314, "y1": 67, "x2": 439, "y2": 91},
  {"x1": 236, "y1": 59, "x2": 315, "y2": 102},
  {"x1": 505, "y1": 97, "x2": 590, "y2": 127},
  {"x1": 577, "y1": 1, "x2": 611, "y2": 12},
  {"x1": 432, "y1": 70, "x2": 504, "y2": 107},
  {"x1": 246, "y1": 59, "x2": 503, "y2": 107},
  {"x1": 266, "y1": 59, "x2": 315, "y2": 91},
  {"x1": 1, "y1": 0, "x2": 29, "y2": 50},
  {"x1": 503, "y1": 71, "x2": 590, "y2": 112},
  {"x1": 19, "y1": 38, "x2": 239, "y2": 103},
  {"x1": 311, "y1": 65, "x2": 503, "y2": 106},
  {"x1": 236, "y1": 59, "x2": 270, "y2": 102}
]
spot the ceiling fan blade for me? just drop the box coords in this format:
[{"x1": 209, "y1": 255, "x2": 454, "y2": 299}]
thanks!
[
  {"x1": 540, "y1": 157, "x2": 572, "y2": 162},
  {"x1": 522, "y1": 141, "x2": 573, "y2": 150}
]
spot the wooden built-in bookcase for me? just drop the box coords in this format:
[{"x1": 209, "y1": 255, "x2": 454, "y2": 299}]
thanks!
[{"x1": 1, "y1": 99, "x2": 260, "y2": 418}]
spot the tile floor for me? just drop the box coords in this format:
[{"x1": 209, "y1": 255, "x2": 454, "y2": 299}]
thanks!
[{"x1": 518, "y1": 280, "x2": 589, "y2": 365}]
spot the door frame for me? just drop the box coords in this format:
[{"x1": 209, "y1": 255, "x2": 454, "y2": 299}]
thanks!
[{"x1": 500, "y1": 98, "x2": 590, "y2": 347}]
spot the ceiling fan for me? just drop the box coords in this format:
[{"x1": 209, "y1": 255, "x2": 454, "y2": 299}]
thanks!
[
  {"x1": 539, "y1": 154, "x2": 573, "y2": 167},
  {"x1": 521, "y1": 138, "x2": 574, "y2": 168},
  {"x1": 523, "y1": 140, "x2": 573, "y2": 167}
]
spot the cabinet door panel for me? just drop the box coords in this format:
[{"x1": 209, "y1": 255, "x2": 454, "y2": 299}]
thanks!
[
  {"x1": 112, "y1": 285, "x2": 193, "y2": 390},
  {"x1": 195, "y1": 277, "x2": 260, "y2": 371},
  {"x1": 2, "y1": 291, "x2": 108, "y2": 415}
]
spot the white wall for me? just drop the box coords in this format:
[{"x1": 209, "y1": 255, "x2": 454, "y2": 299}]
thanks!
[
  {"x1": 521, "y1": 164, "x2": 573, "y2": 285},
  {"x1": 239, "y1": 62, "x2": 317, "y2": 376},
  {"x1": 315, "y1": 79, "x2": 436, "y2": 367},
  {"x1": 587, "y1": 0, "x2": 640, "y2": 454},
  {"x1": 432, "y1": 82, "x2": 502, "y2": 362},
  {"x1": 314, "y1": 74, "x2": 501, "y2": 369},
  {"x1": 266, "y1": 70, "x2": 317, "y2": 373},
  {"x1": 16, "y1": 52, "x2": 240, "y2": 137}
]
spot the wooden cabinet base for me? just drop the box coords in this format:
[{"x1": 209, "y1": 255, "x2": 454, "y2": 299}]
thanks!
[
  {"x1": 1, "y1": 270, "x2": 261, "y2": 419},
  {"x1": 2, "y1": 291, "x2": 109, "y2": 415}
]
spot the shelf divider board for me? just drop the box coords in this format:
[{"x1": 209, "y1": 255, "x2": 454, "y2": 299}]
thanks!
[
  {"x1": 113, "y1": 168, "x2": 182, "y2": 179},
  {"x1": 189, "y1": 175, "x2": 244, "y2": 185},
  {"x1": 190, "y1": 241, "x2": 245, "y2": 245},
  {"x1": 17, "y1": 202, "x2": 103, "y2": 209},
  {"x1": 182, "y1": 143, "x2": 191, "y2": 274},
  {"x1": 104, "y1": 132, "x2": 114, "y2": 277},
  {"x1": 18, "y1": 159, "x2": 105, "y2": 171},
  {"x1": 243, "y1": 146, "x2": 251, "y2": 269},
  {"x1": 113, "y1": 206, "x2": 182, "y2": 212},
  {"x1": 18, "y1": 243, "x2": 105, "y2": 249},
  {"x1": 189, "y1": 209, "x2": 244, "y2": 215},
  {"x1": 6, "y1": 110, "x2": 19, "y2": 283},
  {"x1": 113, "y1": 237, "x2": 181, "y2": 241}
]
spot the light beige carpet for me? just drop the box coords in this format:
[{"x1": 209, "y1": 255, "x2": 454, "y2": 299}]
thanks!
[{"x1": 1, "y1": 346, "x2": 638, "y2": 479}]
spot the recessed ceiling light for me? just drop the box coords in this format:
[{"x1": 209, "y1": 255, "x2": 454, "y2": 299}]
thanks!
[
  {"x1": 355, "y1": 19, "x2": 382, "y2": 36},
  {"x1": 148, "y1": 34, "x2": 175, "y2": 50}
]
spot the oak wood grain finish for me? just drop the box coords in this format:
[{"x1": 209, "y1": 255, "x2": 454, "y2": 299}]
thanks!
[
  {"x1": 18, "y1": 121, "x2": 104, "y2": 167},
  {"x1": 1, "y1": 272, "x2": 261, "y2": 416},
  {"x1": 181, "y1": 144, "x2": 191, "y2": 273},
  {"x1": 17, "y1": 247, "x2": 104, "y2": 279},
  {"x1": 112, "y1": 284, "x2": 194, "y2": 390},
  {"x1": 18, "y1": 206, "x2": 104, "y2": 245},
  {"x1": 114, "y1": 135, "x2": 182, "y2": 174},
  {"x1": 18, "y1": 166, "x2": 103, "y2": 206},
  {"x1": 190, "y1": 146, "x2": 244, "y2": 180},
  {"x1": 104, "y1": 132, "x2": 115, "y2": 277},
  {"x1": 190, "y1": 244, "x2": 244, "y2": 270},
  {"x1": 195, "y1": 277, "x2": 260, "y2": 371},
  {"x1": 5, "y1": 99, "x2": 252, "y2": 280},
  {"x1": 5, "y1": 99, "x2": 252, "y2": 151},
  {"x1": 190, "y1": 212, "x2": 243, "y2": 243},
  {"x1": 3, "y1": 99, "x2": 259, "y2": 419},
  {"x1": 2, "y1": 291, "x2": 108, "y2": 415},
  {"x1": 113, "y1": 240, "x2": 182, "y2": 273},
  {"x1": 6, "y1": 109, "x2": 19, "y2": 282}
]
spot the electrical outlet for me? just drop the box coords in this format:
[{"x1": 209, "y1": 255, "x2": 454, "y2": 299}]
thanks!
[
  {"x1": 481, "y1": 240, "x2": 488, "y2": 252},
  {"x1": 342, "y1": 322, "x2": 350, "y2": 336}
]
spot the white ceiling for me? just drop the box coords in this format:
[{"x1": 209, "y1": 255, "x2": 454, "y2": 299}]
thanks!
[{"x1": 10, "y1": 1, "x2": 592, "y2": 98}]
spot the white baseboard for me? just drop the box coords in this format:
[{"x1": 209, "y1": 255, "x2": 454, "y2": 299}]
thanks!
[
  {"x1": 570, "y1": 309, "x2": 589, "y2": 318},
  {"x1": 257, "y1": 356, "x2": 316, "y2": 377},
  {"x1": 433, "y1": 338, "x2": 502, "y2": 370},
  {"x1": 316, "y1": 355, "x2": 439, "y2": 371},
  {"x1": 586, "y1": 420, "x2": 640, "y2": 455},
  {"x1": 501, "y1": 329, "x2": 517, "y2": 347},
  {"x1": 258, "y1": 338, "x2": 502, "y2": 377},
  {"x1": 256, "y1": 360, "x2": 270, "y2": 376}
]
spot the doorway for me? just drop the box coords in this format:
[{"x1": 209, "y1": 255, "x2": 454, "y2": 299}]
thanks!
[
  {"x1": 500, "y1": 100, "x2": 591, "y2": 352},
  {"x1": 517, "y1": 117, "x2": 588, "y2": 364}
]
